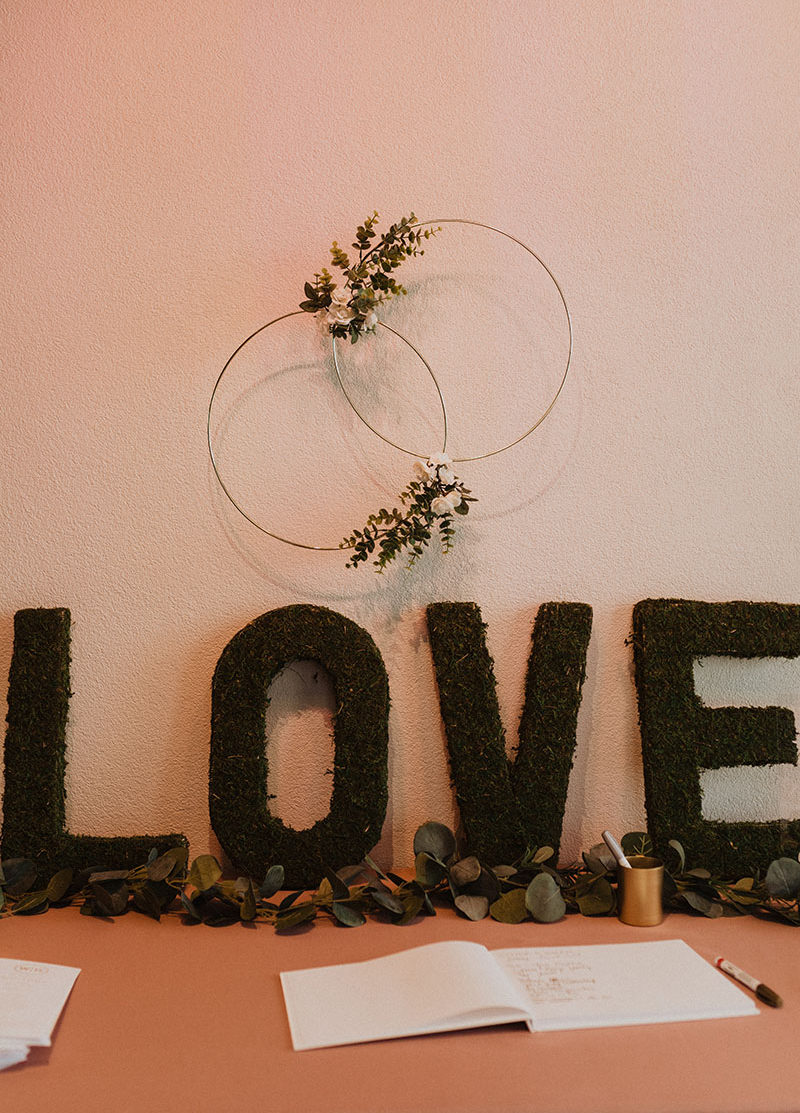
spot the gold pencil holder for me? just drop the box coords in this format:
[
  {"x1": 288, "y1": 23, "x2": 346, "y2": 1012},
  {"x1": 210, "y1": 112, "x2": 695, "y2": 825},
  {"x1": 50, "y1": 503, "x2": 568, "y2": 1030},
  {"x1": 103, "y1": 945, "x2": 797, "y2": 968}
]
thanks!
[{"x1": 618, "y1": 855, "x2": 664, "y2": 926}]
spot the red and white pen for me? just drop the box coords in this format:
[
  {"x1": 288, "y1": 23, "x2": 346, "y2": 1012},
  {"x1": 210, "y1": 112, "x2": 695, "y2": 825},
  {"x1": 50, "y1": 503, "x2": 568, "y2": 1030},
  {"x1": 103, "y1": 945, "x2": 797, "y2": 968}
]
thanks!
[{"x1": 715, "y1": 956, "x2": 783, "y2": 1008}]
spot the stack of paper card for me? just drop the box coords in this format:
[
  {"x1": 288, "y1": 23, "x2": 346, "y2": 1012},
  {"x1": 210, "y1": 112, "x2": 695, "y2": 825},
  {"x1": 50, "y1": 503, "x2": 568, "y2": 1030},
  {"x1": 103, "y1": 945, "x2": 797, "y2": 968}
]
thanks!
[{"x1": 0, "y1": 957, "x2": 80, "y2": 1070}]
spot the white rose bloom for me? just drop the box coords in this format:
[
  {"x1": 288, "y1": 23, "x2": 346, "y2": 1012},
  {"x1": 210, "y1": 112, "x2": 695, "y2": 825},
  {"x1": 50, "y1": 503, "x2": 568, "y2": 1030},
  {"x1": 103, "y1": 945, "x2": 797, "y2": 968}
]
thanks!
[
  {"x1": 414, "y1": 459, "x2": 435, "y2": 479},
  {"x1": 437, "y1": 466, "x2": 456, "y2": 485},
  {"x1": 326, "y1": 303, "x2": 355, "y2": 328},
  {"x1": 427, "y1": 452, "x2": 453, "y2": 470},
  {"x1": 359, "y1": 308, "x2": 379, "y2": 331},
  {"x1": 444, "y1": 489, "x2": 462, "y2": 510},
  {"x1": 431, "y1": 495, "x2": 454, "y2": 516},
  {"x1": 329, "y1": 287, "x2": 351, "y2": 308}
]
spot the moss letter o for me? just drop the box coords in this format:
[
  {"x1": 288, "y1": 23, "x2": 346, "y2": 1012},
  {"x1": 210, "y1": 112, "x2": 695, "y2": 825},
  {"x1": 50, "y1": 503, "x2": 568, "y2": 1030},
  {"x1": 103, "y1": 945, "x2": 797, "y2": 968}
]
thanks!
[{"x1": 209, "y1": 605, "x2": 389, "y2": 888}]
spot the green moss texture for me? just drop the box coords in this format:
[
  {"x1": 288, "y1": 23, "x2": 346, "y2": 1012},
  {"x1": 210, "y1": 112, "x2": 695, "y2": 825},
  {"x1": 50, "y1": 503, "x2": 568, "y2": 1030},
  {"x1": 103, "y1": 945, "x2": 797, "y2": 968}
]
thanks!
[
  {"x1": 632, "y1": 598, "x2": 800, "y2": 875},
  {"x1": 209, "y1": 604, "x2": 389, "y2": 888},
  {"x1": 426, "y1": 601, "x2": 593, "y2": 864},
  {"x1": 1, "y1": 608, "x2": 187, "y2": 880}
]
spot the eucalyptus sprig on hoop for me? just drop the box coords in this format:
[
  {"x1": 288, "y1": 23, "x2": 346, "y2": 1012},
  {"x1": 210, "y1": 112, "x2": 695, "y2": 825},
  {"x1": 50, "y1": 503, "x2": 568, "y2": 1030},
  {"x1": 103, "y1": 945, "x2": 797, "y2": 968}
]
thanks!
[
  {"x1": 299, "y1": 212, "x2": 438, "y2": 343},
  {"x1": 341, "y1": 454, "x2": 476, "y2": 572}
]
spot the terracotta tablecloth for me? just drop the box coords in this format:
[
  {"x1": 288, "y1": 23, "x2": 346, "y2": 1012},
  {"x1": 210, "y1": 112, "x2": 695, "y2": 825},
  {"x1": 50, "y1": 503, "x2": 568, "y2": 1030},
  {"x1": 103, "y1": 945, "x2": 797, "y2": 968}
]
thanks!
[{"x1": 1, "y1": 905, "x2": 796, "y2": 1112}]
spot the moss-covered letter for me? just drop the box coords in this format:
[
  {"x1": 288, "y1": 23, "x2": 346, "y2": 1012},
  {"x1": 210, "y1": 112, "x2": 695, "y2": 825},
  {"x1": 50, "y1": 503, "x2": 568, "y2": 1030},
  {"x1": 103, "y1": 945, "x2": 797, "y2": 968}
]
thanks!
[
  {"x1": 426, "y1": 601, "x2": 593, "y2": 864},
  {"x1": 1, "y1": 608, "x2": 187, "y2": 878},
  {"x1": 210, "y1": 605, "x2": 389, "y2": 888},
  {"x1": 633, "y1": 598, "x2": 800, "y2": 874}
]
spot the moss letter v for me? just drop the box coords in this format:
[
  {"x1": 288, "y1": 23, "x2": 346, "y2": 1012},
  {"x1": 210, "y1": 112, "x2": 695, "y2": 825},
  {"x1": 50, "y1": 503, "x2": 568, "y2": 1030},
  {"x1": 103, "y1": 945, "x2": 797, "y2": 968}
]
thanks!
[{"x1": 426, "y1": 601, "x2": 592, "y2": 864}]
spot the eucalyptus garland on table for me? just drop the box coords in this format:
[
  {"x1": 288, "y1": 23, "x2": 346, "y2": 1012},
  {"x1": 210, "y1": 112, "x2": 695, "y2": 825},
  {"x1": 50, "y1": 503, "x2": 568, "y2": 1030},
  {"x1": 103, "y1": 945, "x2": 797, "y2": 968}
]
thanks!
[{"x1": 3, "y1": 823, "x2": 800, "y2": 930}]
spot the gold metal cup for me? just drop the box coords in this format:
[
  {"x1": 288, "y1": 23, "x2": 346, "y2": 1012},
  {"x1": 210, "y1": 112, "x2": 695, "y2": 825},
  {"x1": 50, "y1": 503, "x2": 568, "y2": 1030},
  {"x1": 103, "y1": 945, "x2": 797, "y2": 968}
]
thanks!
[{"x1": 618, "y1": 855, "x2": 664, "y2": 926}]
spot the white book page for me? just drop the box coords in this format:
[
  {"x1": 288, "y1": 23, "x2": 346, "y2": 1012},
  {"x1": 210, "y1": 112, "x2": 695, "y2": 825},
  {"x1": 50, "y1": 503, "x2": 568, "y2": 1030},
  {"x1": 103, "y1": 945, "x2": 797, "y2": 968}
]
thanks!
[
  {"x1": 493, "y1": 939, "x2": 758, "y2": 1031},
  {"x1": 281, "y1": 940, "x2": 532, "y2": 1050},
  {"x1": 0, "y1": 958, "x2": 81, "y2": 1046}
]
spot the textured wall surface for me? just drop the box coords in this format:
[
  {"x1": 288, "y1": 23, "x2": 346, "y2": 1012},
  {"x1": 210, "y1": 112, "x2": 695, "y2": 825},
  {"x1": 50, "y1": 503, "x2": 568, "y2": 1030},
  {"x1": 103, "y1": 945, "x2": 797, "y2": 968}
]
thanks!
[{"x1": 2, "y1": 0, "x2": 799, "y2": 869}]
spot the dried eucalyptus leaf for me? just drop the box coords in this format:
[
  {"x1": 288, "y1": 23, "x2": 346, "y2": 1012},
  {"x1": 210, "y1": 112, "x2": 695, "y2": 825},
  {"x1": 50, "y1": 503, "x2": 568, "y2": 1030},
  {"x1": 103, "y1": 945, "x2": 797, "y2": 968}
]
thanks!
[
  {"x1": 188, "y1": 855, "x2": 223, "y2": 893},
  {"x1": 685, "y1": 868, "x2": 712, "y2": 880},
  {"x1": 533, "y1": 846, "x2": 555, "y2": 865},
  {"x1": 454, "y1": 894, "x2": 489, "y2": 921},
  {"x1": 492, "y1": 865, "x2": 517, "y2": 879},
  {"x1": 489, "y1": 889, "x2": 528, "y2": 924},
  {"x1": 448, "y1": 856, "x2": 481, "y2": 888},
  {"x1": 316, "y1": 878, "x2": 334, "y2": 904},
  {"x1": 413, "y1": 821, "x2": 456, "y2": 862},
  {"x1": 525, "y1": 873, "x2": 566, "y2": 923},
  {"x1": 766, "y1": 857, "x2": 800, "y2": 899},
  {"x1": 332, "y1": 902, "x2": 366, "y2": 927}
]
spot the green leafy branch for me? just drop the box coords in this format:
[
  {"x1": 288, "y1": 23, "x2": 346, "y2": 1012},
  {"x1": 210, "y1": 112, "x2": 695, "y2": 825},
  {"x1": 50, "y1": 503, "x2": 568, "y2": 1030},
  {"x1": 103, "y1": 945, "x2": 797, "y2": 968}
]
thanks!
[
  {"x1": 4, "y1": 824, "x2": 799, "y2": 930},
  {"x1": 341, "y1": 455, "x2": 475, "y2": 572},
  {"x1": 299, "y1": 211, "x2": 438, "y2": 344}
]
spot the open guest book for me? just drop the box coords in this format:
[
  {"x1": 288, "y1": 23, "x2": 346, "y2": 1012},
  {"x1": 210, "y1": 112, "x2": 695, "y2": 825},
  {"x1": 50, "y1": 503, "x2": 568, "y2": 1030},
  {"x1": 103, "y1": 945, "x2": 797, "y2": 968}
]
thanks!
[{"x1": 280, "y1": 938, "x2": 757, "y2": 1051}]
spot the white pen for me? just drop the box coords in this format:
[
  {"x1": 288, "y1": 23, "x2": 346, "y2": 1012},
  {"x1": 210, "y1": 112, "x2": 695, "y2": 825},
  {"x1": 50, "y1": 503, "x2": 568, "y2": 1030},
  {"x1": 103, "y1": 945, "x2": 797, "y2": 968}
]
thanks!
[
  {"x1": 602, "y1": 830, "x2": 632, "y2": 870},
  {"x1": 715, "y1": 956, "x2": 782, "y2": 1008}
]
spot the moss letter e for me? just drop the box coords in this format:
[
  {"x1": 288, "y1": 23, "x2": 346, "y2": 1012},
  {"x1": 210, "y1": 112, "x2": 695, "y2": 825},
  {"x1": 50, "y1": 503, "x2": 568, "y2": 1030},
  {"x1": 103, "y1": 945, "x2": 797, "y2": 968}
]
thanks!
[
  {"x1": 1, "y1": 608, "x2": 187, "y2": 878},
  {"x1": 209, "y1": 605, "x2": 389, "y2": 889},
  {"x1": 633, "y1": 598, "x2": 800, "y2": 874}
]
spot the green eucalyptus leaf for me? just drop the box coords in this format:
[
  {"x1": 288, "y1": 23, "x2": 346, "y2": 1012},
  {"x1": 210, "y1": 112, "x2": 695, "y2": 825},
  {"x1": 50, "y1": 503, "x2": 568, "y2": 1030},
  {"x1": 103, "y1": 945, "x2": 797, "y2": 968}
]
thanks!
[
  {"x1": 240, "y1": 881, "x2": 257, "y2": 922},
  {"x1": 621, "y1": 832, "x2": 653, "y2": 858},
  {"x1": 413, "y1": 821, "x2": 456, "y2": 862},
  {"x1": 577, "y1": 878, "x2": 615, "y2": 916},
  {"x1": 12, "y1": 891, "x2": 50, "y2": 916},
  {"x1": 325, "y1": 869, "x2": 350, "y2": 903},
  {"x1": 275, "y1": 904, "x2": 317, "y2": 932},
  {"x1": 682, "y1": 891, "x2": 724, "y2": 918},
  {"x1": 260, "y1": 864, "x2": 285, "y2": 899},
  {"x1": 133, "y1": 886, "x2": 162, "y2": 920},
  {"x1": 188, "y1": 855, "x2": 223, "y2": 893},
  {"x1": 180, "y1": 891, "x2": 203, "y2": 922},
  {"x1": 766, "y1": 857, "x2": 800, "y2": 898},
  {"x1": 525, "y1": 873, "x2": 566, "y2": 923},
  {"x1": 45, "y1": 868, "x2": 73, "y2": 903},
  {"x1": 147, "y1": 846, "x2": 188, "y2": 882},
  {"x1": 667, "y1": 839, "x2": 686, "y2": 874},
  {"x1": 1, "y1": 858, "x2": 37, "y2": 896},
  {"x1": 332, "y1": 901, "x2": 366, "y2": 927},
  {"x1": 489, "y1": 889, "x2": 528, "y2": 924},
  {"x1": 369, "y1": 887, "x2": 405, "y2": 916},
  {"x1": 583, "y1": 844, "x2": 615, "y2": 875},
  {"x1": 454, "y1": 894, "x2": 489, "y2": 921},
  {"x1": 415, "y1": 852, "x2": 447, "y2": 888}
]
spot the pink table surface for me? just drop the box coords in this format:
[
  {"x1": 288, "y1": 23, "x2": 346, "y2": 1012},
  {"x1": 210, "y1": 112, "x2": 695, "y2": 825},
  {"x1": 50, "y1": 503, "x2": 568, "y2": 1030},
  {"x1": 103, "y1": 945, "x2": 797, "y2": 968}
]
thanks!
[{"x1": 0, "y1": 904, "x2": 797, "y2": 1113}]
